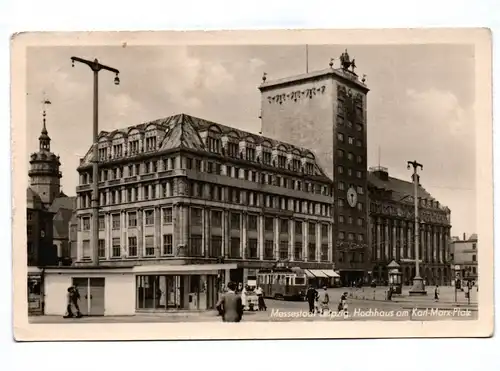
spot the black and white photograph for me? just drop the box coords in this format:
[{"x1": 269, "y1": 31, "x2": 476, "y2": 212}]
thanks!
[{"x1": 11, "y1": 29, "x2": 493, "y2": 341}]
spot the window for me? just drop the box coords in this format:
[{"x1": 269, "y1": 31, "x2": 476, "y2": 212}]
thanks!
[
  {"x1": 230, "y1": 213, "x2": 240, "y2": 230},
  {"x1": 98, "y1": 239, "x2": 105, "y2": 258},
  {"x1": 337, "y1": 133, "x2": 344, "y2": 142},
  {"x1": 308, "y1": 242, "x2": 316, "y2": 261},
  {"x1": 277, "y1": 155, "x2": 287, "y2": 168},
  {"x1": 27, "y1": 225, "x2": 33, "y2": 237},
  {"x1": 356, "y1": 139, "x2": 362, "y2": 147},
  {"x1": 294, "y1": 242, "x2": 303, "y2": 260},
  {"x1": 190, "y1": 208, "x2": 202, "y2": 226},
  {"x1": 145, "y1": 235, "x2": 155, "y2": 256},
  {"x1": 321, "y1": 224, "x2": 328, "y2": 238},
  {"x1": 348, "y1": 136, "x2": 354, "y2": 145},
  {"x1": 348, "y1": 233, "x2": 354, "y2": 241},
  {"x1": 295, "y1": 221, "x2": 302, "y2": 235},
  {"x1": 321, "y1": 244, "x2": 329, "y2": 261},
  {"x1": 248, "y1": 214, "x2": 258, "y2": 231},
  {"x1": 162, "y1": 207, "x2": 172, "y2": 224},
  {"x1": 338, "y1": 199, "x2": 345, "y2": 208},
  {"x1": 356, "y1": 170, "x2": 362, "y2": 179},
  {"x1": 357, "y1": 218, "x2": 364, "y2": 226},
  {"x1": 162, "y1": 234, "x2": 173, "y2": 255},
  {"x1": 338, "y1": 166, "x2": 344, "y2": 174},
  {"x1": 357, "y1": 186, "x2": 364, "y2": 195},
  {"x1": 246, "y1": 147, "x2": 256, "y2": 161},
  {"x1": 227, "y1": 142, "x2": 239, "y2": 157},
  {"x1": 82, "y1": 217, "x2": 90, "y2": 231},
  {"x1": 112, "y1": 238, "x2": 121, "y2": 257},
  {"x1": 265, "y1": 217, "x2": 274, "y2": 232},
  {"x1": 356, "y1": 155, "x2": 363, "y2": 164},
  {"x1": 347, "y1": 168, "x2": 352, "y2": 176},
  {"x1": 348, "y1": 216, "x2": 353, "y2": 224},
  {"x1": 357, "y1": 234, "x2": 364, "y2": 242},
  {"x1": 27, "y1": 212, "x2": 32, "y2": 221},
  {"x1": 210, "y1": 236, "x2": 222, "y2": 257},
  {"x1": 357, "y1": 202, "x2": 363, "y2": 211},
  {"x1": 347, "y1": 152, "x2": 354, "y2": 161},
  {"x1": 189, "y1": 235, "x2": 203, "y2": 256},
  {"x1": 339, "y1": 215, "x2": 345, "y2": 223},
  {"x1": 112, "y1": 214, "x2": 120, "y2": 230},
  {"x1": 248, "y1": 238, "x2": 258, "y2": 259},
  {"x1": 128, "y1": 237, "x2": 137, "y2": 256},
  {"x1": 128, "y1": 212, "x2": 137, "y2": 227},
  {"x1": 82, "y1": 239, "x2": 90, "y2": 258},
  {"x1": 145, "y1": 210, "x2": 155, "y2": 226},
  {"x1": 308, "y1": 222, "x2": 316, "y2": 236},
  {"x1": 280, "y1": 219, "x2": 289, "y2": 234},
  {"x1": 211, "y1": 210, "x2": 222, "y2": 228},
  {"x1": 185, "y1": 157, "x2": 193, "y2": 169},
  {"x1": 338, "y1": 182, "x2": 345, "y2": 190},
  {"x1": 338, "y1": 232, "x2": 345, "y2": 240},
  {"x1": 264, "y1": 240, "x2": 274, "y2": 259},
  {"x1": 472, "y1": 243, "x2": 477, "y2": 249},
  {"x1": 472, "y1": 255, "x2": 476, "y2": 262},
  {"x1": 279, "y1": 241, "x2": 289, "y2": 260},
  {"x1": 230, "y1": 237, "x2": 240, "y2": 258},
  {"x1": 355, "y1": 123, "x2": 363, "y2": 131},
  {"x1": 262, "y1": 151, "x2": 271, "y2": 165}
]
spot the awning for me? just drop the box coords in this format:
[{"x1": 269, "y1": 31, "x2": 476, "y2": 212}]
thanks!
[
  {"x1": 304, "y1": 269, "x2": 316, "y2": 278},
  {"x1": 132, "y1": 263, "x2": 238, "y2": 275},
  {"x1": 308, "y1": 269, "x2": 329, "y2": 278},
  {"x1": 321, "y1": 269, "x2": 340, "y2": 278}
]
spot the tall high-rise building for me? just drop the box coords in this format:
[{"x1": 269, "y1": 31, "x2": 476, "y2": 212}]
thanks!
[{"x1": 260, "y1": 50, "x2": 369, "y2": 285}]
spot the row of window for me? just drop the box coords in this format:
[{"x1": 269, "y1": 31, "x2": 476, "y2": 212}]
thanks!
[
  {"x1": 337, "y1": 133, "x2": 363, "y2": 147},
  {"x1": 98, "y1": 137, "x2": 158, "y2": 161},
  {"x1": 338, "y1": 198, "x2": 364, "y2": 211},
  {"x1": 78, "y1": 182, "x2": 333, "y2": 217},
  {"x1": 81, "y1": 208, "x2": 331, "y2": 235},
  {"x1": 338, "y1": 182, "x2": 364, "y2": 194},
  {"x1": 337, "y1": 150, "x2": 363, "y2": 164},
  {"x1": 80, "y1": 156, "x2": 330, "y2": 197},
  {"x1": 338, "y1": 215, "x2": 365, "y2": 226},
  {"x1": 337, "y1": 166, "x2": 364, "y2": 179},
  {"x1": 338, "y1": 232, "x2": 365, "y2": 242},
  {"x1": 337, "y1": 116, "x2": 364, "y2": 132},
  {"x1": 84, "y1": 235, "x2": 330, "y2": 262}
]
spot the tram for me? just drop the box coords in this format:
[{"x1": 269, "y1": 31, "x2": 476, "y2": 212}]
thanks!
[{"x1": 257, "y1": 267, "x2": 307, "y2": 301}]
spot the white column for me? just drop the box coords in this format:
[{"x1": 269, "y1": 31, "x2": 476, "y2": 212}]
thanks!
[
  {"x1": 258, "y1": 214, "x2": 264, "y2": 260},
  {"x1": 289, "y1": 220, "x2": 295, "y2": 262},
  {"x1": 303, "y1": 221, "x2": 309, "y2": 262}
]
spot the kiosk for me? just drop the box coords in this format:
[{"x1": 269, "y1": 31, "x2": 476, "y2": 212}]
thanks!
[{"x1": 387, "y1": 260, "x2": 403, "y2": 295}]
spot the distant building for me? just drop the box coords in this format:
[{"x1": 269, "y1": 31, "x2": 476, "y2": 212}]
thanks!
[
  {"x1": 27, "y1": 108, "x2": 76, "y2": 314},
  {"x1": 367, "y1": 166, "x2": 452, "y2": 286},
  {"x1": 450, "y1": 233, "x2": 478, "y2": 283}
]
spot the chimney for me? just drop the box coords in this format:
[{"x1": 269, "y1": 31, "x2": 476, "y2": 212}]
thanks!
[{"x1": 463, "y1": 233, "x2": 466, "y2": 240}]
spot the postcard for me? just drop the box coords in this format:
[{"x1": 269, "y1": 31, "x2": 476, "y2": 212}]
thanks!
[{"x1": 11, "y1": 29, "x2": 493, "y2": 341}]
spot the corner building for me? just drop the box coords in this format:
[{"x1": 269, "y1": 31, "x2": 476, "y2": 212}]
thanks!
[
  {"x1": 260, "y1": 59, "x2": 369, "y2": 285},
  {"x1": 72, "y1": 114, "x2": 334, "y2": 312}
]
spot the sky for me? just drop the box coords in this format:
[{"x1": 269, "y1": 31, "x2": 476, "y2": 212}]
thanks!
[{"x1": 26, "y1": 44, "x2": 476, "y2": 237}]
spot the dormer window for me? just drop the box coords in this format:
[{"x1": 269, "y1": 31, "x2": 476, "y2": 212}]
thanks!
[
  {"x1": 277, "y1": 155, "x2": 286, "y2": 168},
  {"x1": 292, "y1": 159, "x2": 301, "y2": 172},
  {"x1": 130, "y1": 140, "x2": 140, "y2": 154},
  {"x1": 306, "y1": 163, "x2": 314, "y2": 175},
  {"x1": 262, "y1": 151, "x2": 271, "y2": 165},
  {"x1": 207, "y1": 137, "x2": 221, "y2": 153},
  {"x1": 246, "y1": 147, "x2": 256, "y2": 161},
  {"x1": 98, "y1": 147, "x2": 107, "y2": 161},
  {"x1": 227, "y1": 142, "x2": 239, "y2": 157},
  {"x1": 145, "y1": 137, "x2": 156, "y2": 151}
]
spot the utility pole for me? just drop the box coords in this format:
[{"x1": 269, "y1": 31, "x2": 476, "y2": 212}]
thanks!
[
  {"x1": 71, "y1": 57, "x2": 120, "y2": 266},
  {"x1": 407, "y1": 160, "x2": 427, "y2": 295}
]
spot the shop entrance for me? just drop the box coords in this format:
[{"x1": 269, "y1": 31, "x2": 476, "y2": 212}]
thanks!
[
  {"x1": 72, "y1": 277, "x2": 105, "y2": 316},
  {"x1": 339, "y1": 271, "x2": 365, "y2": 287}
]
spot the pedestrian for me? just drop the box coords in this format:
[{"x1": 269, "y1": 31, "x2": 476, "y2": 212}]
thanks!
[
  {"x1": 317, "y1": 286, "x2": 330, "y2": 315},
  {"x1": 306, "y1": 285, "x2": 318, "y2": 314},
  {"x1": 434, "y1": 285, "x2": 440, "y2": 302},
  {"x1": 63, "y1": 287, "x2": 74, "y2": 318},
  {"x1": 216, "y1": 281, "x2": 244, "y2": 322},
  {"x1": 255, "y1": 285, "x2": 267, "y2": 311},
  {"x1": 338, "y1": 291, "x2": 348, "y2": 315},
  {"x1": 71, "y1": 285, "x2": 83, "y2": 318}
]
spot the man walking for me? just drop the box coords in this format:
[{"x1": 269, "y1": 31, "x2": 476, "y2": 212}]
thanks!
[
  {"x1": 317, "y1": 286, "x2": 330, "y2": 315},
  {"x1": 216, "y1": 281, "x2": 244, "y2": 322},
  {"x1": 306, "y1": 285, "x2": 318, "y2": 314}
]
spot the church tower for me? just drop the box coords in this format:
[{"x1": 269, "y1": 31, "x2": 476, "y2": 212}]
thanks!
[
  {"x1": 259, "y1": 49, "x2": 370, "y2": 285},
  {"x1": 28, "y1": 100, "x2": 62, "y2": 206}
]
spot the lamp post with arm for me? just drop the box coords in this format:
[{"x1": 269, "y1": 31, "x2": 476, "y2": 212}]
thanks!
[
  {"x1": 70, "y1": 57, "x2": 120, "y2": 266},
  {"x1": 407, "y1": 160, "x2": 427, "y2": 295}
]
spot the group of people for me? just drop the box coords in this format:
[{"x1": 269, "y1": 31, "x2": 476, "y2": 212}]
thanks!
[
  {"x1": 63, "y1": 286, "x2": 82, "y2": 318},
  {"x1": 306, "y1": 285, "x2": 348, "y2": 315},
  {"x1": 216, "y1": 281, "x2": 268, "y2": 322}
]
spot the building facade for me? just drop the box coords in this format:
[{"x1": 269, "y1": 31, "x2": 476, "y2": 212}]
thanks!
[
  {"x1": 450, "y1": 233, "x2": 478, "y2": 283},
  {"x1": 368, "y1": 166, "x2": 452, "y2": 286},
  {"x1": 72, "y1": 114, "x2": 335, "y2": 311},
  {"x1": 260, "y1": 51, "x2": 369, "y2": 285}
]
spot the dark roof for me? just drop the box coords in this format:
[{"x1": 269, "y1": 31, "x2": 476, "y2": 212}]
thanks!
[
  {"x1": 368, "y1": 173, "x2": 432, "y2": 200},
  {"x1": 48, "y1": 196, "x2": 76, "y2": 213},
  {"x1": 26, "y1": 187, "x2": 43, "y2": 209},
  {"x1": 53, "y1": 208, "x2": 75, "y2": 239}
]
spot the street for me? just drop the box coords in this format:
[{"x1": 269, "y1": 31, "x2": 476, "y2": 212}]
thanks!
[{"x1": 30, "y1": 286, "x2": 477, "y2": 324}]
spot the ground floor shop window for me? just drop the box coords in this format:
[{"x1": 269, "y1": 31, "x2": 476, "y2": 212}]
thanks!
[{"x1": 136, "y1": 274, "x2": 217, "y2": 311}]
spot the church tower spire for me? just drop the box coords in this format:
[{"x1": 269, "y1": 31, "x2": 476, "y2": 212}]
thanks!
[
  {"x1": 39, "y1": 99, "x2": 51, "y2": 151},
  {"x1": 28, "y1": 97, "x2": 62, "y2": 206}
]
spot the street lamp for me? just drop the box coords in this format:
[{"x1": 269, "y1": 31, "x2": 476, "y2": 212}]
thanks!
[
  {"x1": 407, "y1": 160, "x2": 427, "y2": 295},
  {"x1": 71, "y1": 57, "x2": 120, "y2": 266}
]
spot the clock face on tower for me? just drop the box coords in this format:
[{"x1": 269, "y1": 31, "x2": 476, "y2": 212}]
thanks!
[{"x1": 347, "y1": 187, "x2": 358, "y2": 208}]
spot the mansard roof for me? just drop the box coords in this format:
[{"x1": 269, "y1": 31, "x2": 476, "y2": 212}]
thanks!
[{"x1": 78, "y1": 113, "x2": 330, "y2": 181}]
